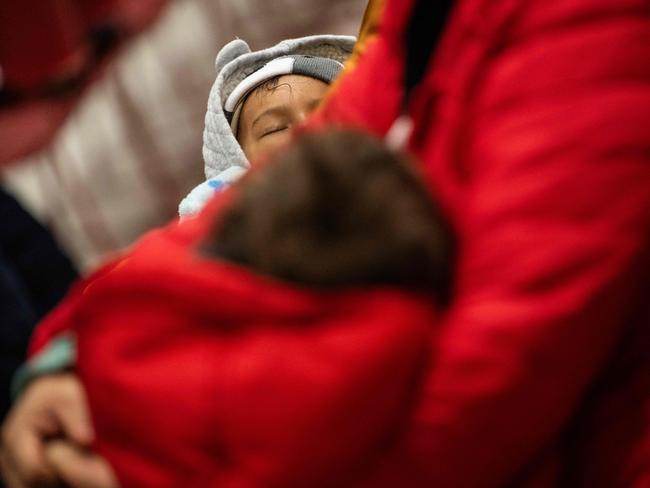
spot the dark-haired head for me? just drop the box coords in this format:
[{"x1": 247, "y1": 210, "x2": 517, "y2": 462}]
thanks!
[{"x1": 204, "y1": 129, "x2": 454, "y2": 303}]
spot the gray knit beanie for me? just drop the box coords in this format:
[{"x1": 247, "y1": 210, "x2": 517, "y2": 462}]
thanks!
[{"x1": 225, "y1": 55, "x2": 344, "y2": 133}]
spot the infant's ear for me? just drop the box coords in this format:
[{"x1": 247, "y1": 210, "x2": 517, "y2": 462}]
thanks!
[{"x1": 215, "y1": 39, "x2": 251, "y2": 73}]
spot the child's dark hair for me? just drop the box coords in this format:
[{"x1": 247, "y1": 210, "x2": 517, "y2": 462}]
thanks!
[{"x1": 204, "y1": 129, "x2": 454, "y2": 301}]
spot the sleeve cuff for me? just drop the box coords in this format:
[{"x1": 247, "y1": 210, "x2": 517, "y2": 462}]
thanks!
[{"x1": 11, "y1": 334, "x2": 76, "y2": 399}]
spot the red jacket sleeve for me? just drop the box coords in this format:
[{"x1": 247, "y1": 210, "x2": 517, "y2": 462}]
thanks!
[{"x1": 365, "y1": 1, "x2": 650, "y2": 486}]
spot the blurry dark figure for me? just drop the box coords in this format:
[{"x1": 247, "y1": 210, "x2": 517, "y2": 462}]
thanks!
[
  {"x1": 206, "y1": 129, "x2": 453, "y2": 301},
  {"x1": 0, "y1": 189, "x2": 77, "y2": 422}
]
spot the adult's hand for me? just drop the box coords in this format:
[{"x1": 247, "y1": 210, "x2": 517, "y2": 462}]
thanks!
[
  {"x1": 0, "y1": 373, "x2": 115, "y2": 487},
  {"x1": 44, "y1": 440, "x2": 118, "y2": 488}
]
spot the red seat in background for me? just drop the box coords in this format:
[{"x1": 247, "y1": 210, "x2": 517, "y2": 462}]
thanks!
[{"x1": 0, "y1": 0, "x2": 168, "y2": 166}]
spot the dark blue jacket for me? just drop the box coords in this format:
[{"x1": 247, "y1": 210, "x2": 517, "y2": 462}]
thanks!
[{"x1": 0, "y1": 188, "x2": 77, "y2": 421}]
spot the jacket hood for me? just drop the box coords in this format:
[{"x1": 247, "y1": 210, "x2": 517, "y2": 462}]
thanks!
[{"x1": 202, "y1": 35, "x2": 355, "y2": 179}]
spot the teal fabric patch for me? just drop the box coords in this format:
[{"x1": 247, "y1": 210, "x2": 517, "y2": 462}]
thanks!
[{"x1": 11, "y1": 334, "x2": 76, "y2": 400}]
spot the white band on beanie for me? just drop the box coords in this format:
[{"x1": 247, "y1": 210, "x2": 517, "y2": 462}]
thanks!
[{"x1": 224, "y1": 57, "x2": 295, "y2": 114}]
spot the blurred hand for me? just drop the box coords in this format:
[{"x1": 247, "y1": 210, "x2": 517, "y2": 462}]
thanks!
[
  {"x1": 44, "y1": 440, "x2": 118, "y2": 488},
  {"x1": 0, "y1": 373, "x2": 115, "y2": 487}
]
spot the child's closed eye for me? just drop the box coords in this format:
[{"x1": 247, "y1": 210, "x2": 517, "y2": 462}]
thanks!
[{"x1": 260, "y1": 126, "x2": 289, "y2": 138}]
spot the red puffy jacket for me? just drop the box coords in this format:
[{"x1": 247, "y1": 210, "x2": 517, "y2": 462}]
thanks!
[
  {"x1": 308, "y1": 0, "x2": 650, "y2": 485},
  {"x1": 30, "y1": 0, "x2": 650, "y2": 486},
  {"x1": 58, "y1": 197, "x2": 435, "y2": 487}
]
